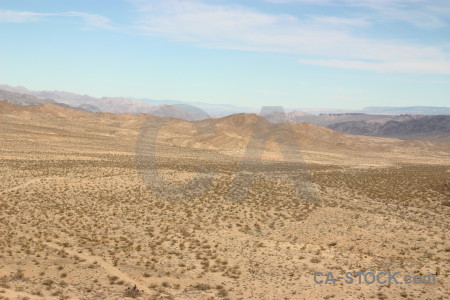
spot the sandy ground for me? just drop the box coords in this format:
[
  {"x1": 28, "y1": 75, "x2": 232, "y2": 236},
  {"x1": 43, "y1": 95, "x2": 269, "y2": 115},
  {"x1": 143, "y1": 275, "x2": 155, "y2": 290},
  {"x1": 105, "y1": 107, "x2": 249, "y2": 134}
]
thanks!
[{"x1": 0, "y1": 102, "x2": 449, "y2": 299}]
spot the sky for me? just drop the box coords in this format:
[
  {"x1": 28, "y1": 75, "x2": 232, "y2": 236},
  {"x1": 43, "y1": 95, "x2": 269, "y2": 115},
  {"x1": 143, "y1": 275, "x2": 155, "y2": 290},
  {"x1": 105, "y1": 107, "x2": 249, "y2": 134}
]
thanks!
[{"x1": 0, "y1": 0, "x2": 449, "y2": 109}]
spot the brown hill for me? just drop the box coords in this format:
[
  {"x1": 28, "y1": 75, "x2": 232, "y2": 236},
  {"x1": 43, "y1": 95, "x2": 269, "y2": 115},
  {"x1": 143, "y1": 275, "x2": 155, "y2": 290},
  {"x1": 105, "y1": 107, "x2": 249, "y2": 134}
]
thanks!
[
  {"x1": 328, "y1": 116, "x2": 450, "y2": 143},
  {"x1": 1, "y1": 100, "x2": 448, "y2": 165}
]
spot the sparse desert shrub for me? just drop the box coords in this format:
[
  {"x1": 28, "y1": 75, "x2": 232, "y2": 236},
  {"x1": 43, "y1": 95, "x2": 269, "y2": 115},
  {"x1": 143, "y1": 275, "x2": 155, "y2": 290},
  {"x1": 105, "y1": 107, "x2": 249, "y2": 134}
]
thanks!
[
  {"x1": 11, "y1": 269, "x2": 25, "y2": 281},
  {"x1": 193, "y1": 283, "x2": 211, "y2": 291},
  {"x1": 217, "y1": 288, "x2": 229, "y2": 297},
  {"x1": 310, "y1": 257, "x2": 321, "y2": 264},
  {"x1": 0, "y1": 276, "x2": 10, "y2": 288},
  {"x1": 124, "y1": 285, "x2": 142, "y2": 298},
  {"x1": 43, "y1": 279, "x2": 54, "y2": 286}
]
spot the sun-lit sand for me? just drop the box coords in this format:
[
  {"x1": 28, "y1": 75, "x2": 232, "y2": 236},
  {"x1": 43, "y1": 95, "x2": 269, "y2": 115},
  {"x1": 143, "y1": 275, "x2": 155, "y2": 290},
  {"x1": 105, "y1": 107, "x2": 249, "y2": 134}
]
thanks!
[{"x1": 1, "y1": 101, "x2": 449, "y2": 299}]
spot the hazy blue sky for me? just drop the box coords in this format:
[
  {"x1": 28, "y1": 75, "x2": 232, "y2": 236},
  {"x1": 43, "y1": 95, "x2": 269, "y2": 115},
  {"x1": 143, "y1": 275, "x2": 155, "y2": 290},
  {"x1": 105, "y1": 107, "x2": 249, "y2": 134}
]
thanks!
[{"x1": 1, "y1": 0, "x2": 449, "y2": 109}]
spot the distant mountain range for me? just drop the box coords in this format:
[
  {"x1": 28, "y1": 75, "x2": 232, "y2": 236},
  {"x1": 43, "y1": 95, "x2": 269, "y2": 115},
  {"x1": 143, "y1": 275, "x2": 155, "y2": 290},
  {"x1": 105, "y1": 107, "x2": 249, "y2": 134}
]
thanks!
[
  {"x1": 291, "y1": 106, "x2": 450, "y2": 115},
  {"x1": 2, "y1": 84, "x2": 450, "y2": 116},
  {"x1": 0, "y1": 84, "x2": 254, "y2": 116},
  {"x1": 0, "y1": 84, "x2": 155, "y2": 114},
  {"x1": 264, "y1": 112, "x2": 450, "y2": 143},
  {"x1": 361, "y1": 106, "x2": 450, "y2": 115},
  {"x1": 1, "y1": 84, "x2": 449, "y2": 143},
  {"x1": 2, "y1": 99, "x2": 447, "y2": 157},
  {"x1": 327, "y1": 115, "x2": 450, "y2": 143},
  {"x1": 0, "y1": 90, "x2": 100, "y2": 112}
]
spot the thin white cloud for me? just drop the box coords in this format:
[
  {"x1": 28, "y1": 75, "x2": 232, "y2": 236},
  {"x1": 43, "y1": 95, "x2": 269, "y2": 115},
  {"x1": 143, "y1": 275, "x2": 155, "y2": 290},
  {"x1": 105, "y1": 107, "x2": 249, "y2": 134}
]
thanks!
[
  {"x1": 265, "y1": 0, "x2": 450, "y2": 29},
  {"x1": 0, "y1": 10, "x2": 111, "y2": 29},
  {"x1": 309, "y1": 16, "x2": 371, "y2": 27},
  {"x1": 0, "y1": 10, "x2": 47, "y2": 22},
  {"x1": 265, "y1": 0, "x2": 447, "y2": 9},
  {"x1": 299, "y1": 59, "x2": 450, "y2": 74},
  {"x1": 63, "y1": 12, "x2": 112, "y2": 29},
  {"x1": 131, "y1": 0, "x2": 450, "y2": 74}
]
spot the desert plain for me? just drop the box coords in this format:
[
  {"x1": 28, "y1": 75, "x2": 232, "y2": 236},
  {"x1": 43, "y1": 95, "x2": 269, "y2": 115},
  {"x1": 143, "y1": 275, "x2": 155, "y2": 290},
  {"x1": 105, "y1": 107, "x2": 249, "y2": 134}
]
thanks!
[{"x1": 0, "y1": 101, "x2": 449, "y2": 299}]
